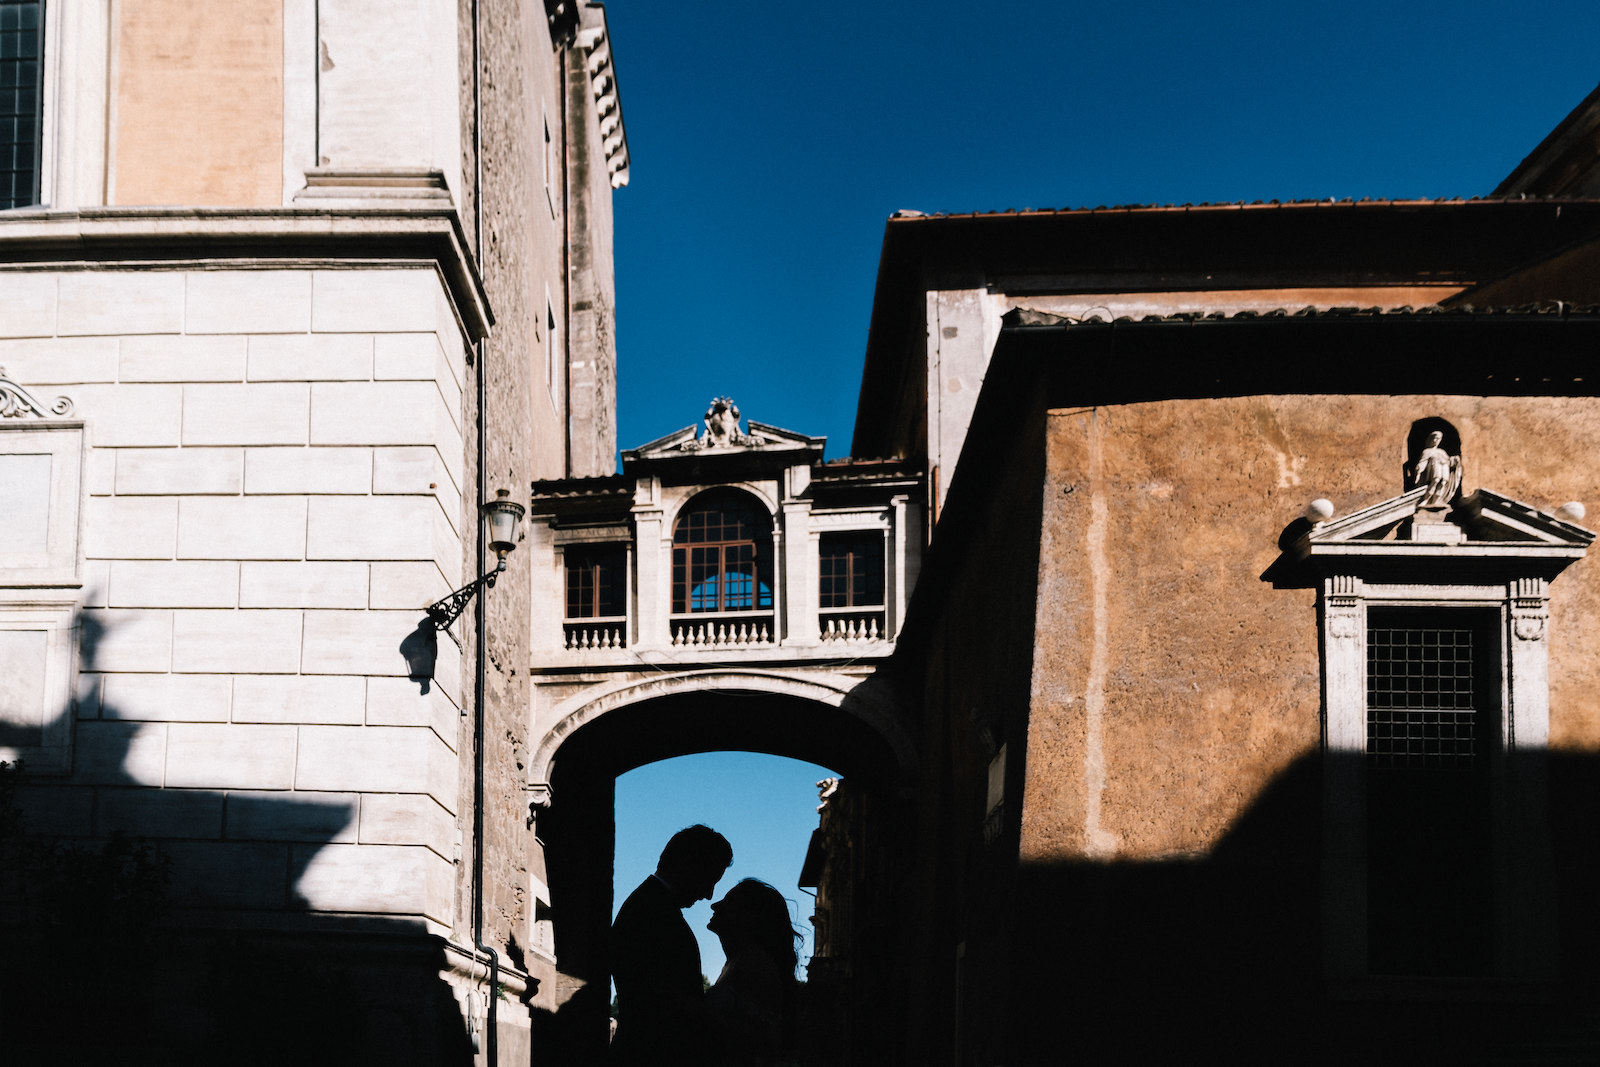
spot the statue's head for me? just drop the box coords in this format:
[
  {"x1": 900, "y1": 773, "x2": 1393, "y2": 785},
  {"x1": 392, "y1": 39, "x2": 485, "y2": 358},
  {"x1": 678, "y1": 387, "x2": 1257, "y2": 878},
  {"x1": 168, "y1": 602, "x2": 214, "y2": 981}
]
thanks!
[{"x1": 1426, "y1": 431, "x2": 1443, "y2": 447}]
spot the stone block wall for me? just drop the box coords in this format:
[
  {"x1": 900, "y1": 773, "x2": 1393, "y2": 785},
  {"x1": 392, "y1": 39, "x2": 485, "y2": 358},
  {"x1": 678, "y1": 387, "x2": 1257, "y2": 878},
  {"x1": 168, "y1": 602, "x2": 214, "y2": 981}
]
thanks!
[{"x1": 2, "y1": 265, "x2": 469, "y2": 930}]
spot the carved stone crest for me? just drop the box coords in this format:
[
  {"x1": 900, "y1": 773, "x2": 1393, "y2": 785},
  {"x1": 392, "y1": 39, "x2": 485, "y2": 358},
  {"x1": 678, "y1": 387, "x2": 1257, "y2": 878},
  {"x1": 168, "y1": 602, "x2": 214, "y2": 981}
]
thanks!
[
  {"x1": 0, "y1": 367, "x2": 75, "y2": 419},
  {"x1": 681, "y1": 396, "x2": 749, "y2": 450}
]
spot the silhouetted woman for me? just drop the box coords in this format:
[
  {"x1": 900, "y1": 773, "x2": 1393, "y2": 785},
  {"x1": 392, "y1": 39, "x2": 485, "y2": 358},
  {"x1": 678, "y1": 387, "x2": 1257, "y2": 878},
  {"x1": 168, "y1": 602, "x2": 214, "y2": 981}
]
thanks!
[{"x1": 705, "y1": 878, "x2": 803, "y2": 1066}]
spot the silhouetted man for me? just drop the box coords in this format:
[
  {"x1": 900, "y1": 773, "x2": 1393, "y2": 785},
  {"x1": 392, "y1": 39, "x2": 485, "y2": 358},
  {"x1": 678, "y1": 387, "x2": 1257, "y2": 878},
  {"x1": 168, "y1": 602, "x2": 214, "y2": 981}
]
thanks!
[{"x1": 609, "y1": 824, "x2": 733, "y2": 1064}]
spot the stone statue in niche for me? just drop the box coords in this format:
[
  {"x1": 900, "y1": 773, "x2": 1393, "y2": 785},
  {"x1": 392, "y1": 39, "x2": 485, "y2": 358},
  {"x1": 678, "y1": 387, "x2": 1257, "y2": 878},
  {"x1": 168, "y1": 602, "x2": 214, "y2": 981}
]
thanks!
[{"x1": 1411, "y1": 430, "x2": 1463, "y2": 508}]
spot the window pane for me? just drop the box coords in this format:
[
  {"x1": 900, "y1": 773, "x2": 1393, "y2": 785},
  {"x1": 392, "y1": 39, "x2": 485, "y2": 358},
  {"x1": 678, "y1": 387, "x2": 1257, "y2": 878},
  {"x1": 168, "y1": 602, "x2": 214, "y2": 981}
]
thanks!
[
  {"x1": 724, "y1": 544, "x2": 755, "y2": 610},
  {"x1": 565, "y1": 546, "x2": 626, "y2": 619},
  {"x1": 819, "y1": 532, "x2": 884, "y2": 607},
  {"x1": 689, "y1": 546, "x2": 720, "y2": 612},
  {"x1": 0, "y1": 0, "x2": 41, "y2": 210},
  {"x1": 671, "y1": 489, "x2": 774, "y2": 614}
]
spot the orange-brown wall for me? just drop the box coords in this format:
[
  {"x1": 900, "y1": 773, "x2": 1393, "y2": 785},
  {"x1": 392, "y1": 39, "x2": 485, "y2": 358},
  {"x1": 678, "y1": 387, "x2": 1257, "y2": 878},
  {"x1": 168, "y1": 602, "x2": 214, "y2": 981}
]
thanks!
[
  {"x1": 1023, "y1": 393, "x2": 1600, "y2": 865},
  {"x1": 113, "y1": 0, "x2": 282, "y2": 206}
]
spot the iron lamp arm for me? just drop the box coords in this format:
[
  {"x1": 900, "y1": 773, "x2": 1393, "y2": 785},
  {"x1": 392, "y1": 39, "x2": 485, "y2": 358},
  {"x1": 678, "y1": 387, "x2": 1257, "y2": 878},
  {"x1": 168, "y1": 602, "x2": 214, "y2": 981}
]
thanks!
[{"x1": 425, "y1": 559, "x2": 506, "y2": 631}]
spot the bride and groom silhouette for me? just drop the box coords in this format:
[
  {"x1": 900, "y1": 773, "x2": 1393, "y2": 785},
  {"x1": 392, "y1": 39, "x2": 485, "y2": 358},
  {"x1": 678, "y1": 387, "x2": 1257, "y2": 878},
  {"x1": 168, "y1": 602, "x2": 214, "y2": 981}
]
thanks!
[{"x1": 609, "y1": 825, "x2": 801, "y2": 1066}]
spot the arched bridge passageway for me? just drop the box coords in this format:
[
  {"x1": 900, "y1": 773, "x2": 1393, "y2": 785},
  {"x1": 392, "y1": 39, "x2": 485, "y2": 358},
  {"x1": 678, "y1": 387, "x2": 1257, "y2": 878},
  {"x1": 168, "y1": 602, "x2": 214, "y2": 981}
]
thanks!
[{"x1": 528, "y1": 668, "x2": 915, "y2": 1062}]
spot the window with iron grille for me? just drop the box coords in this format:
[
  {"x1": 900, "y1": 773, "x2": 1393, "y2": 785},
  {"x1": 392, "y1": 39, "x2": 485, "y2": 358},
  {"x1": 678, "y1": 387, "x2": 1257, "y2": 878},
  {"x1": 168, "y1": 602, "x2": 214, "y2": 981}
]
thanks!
[
  {"x1": 819, "y1": 532, "x2": 884, "y2": 608},
  {"x1": 671, "y1": 489, "x2": 773, "y2": 614},
  {"x1": 0, "y1": 0, "x2": 43, "y2": 210},
  {"x1": 1366, "y1": 621, "x2": 1482, "y2": 770},
  {"x1": 564, "y1": 545, "x2": 626, "y2": 619}
]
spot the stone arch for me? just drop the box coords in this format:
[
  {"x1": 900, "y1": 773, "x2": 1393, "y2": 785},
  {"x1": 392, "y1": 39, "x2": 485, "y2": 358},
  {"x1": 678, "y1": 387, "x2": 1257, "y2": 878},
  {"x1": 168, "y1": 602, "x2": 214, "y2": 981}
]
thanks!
[
  {"x1": 527, "y1": 667, "x2": 914, "y2": 1061},
  {"x1": 528, "y1": 667, "x2": 916, "y2": 804},
  {"x1": 660, "y1": 480, "x2": 780, "y2": 532}
]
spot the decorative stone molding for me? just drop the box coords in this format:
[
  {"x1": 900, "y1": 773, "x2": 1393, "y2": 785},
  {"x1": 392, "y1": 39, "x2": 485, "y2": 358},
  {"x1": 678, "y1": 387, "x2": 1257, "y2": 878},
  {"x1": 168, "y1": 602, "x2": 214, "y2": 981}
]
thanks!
[
  {"x1": 577, "y1": 4, "x2": 630, "y2": 188},
  {"x1": 1276, "y1": 430, "x2": 1594, "y2": 986},
  {"x1": 293, "y1": 167, "x2": 453, "y2": 204},
  {"x1": 0, "y1": 208, "x2": 492, "y2": 343},
  {"x1": 0, "y1": 369, "x2": 73, "y2": 419},
  {"x1": 681, "y1": 396, "x2": 749, "y2": 450},
  {"x1": 526, "y1": 668, "x2": 917, "y2": 807}
]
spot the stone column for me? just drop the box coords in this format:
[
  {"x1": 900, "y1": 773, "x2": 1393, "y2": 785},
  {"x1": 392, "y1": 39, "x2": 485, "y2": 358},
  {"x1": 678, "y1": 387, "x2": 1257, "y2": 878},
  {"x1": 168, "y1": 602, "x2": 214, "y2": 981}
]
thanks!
[
  {"x1": 889, "y1": 493, "x2": 921, "y2": 639},
  {"x1": 631, "y1": 476, "x2": 668, "y2": 649},
  {"x1": 781, "y1": 464, "x2": 817, "y2": 646},
  {"x1": 527, "y1": 516, "x2": 562, "y2": 656},
  {"x1": 1502, "y1": 577, "x2": 1558, "y2": 979},
  {"x1": 781, "y1": 502, "x2": 817, "y2": 645},
  {"x1": 1320, "y1": 575, "x2": 1367, "y2": 981}
]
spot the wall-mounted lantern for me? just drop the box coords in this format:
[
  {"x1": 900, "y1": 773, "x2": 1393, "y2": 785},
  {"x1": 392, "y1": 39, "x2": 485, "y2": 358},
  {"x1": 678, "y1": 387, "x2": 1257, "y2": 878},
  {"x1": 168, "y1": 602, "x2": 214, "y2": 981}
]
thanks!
[{"x1": 425, "y1": 489, "x2": 526, "y2": 633}]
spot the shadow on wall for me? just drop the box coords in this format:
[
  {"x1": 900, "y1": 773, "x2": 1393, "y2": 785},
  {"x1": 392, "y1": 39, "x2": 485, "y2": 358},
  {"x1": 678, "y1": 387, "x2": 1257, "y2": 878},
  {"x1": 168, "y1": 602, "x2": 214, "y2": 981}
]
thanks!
[
  {"x1": 981, "y1": 750, "x2": 1600, "y2": 1067},
  {"x1": 0, "y1": 611, "x2": 475, "y2": 1066}
]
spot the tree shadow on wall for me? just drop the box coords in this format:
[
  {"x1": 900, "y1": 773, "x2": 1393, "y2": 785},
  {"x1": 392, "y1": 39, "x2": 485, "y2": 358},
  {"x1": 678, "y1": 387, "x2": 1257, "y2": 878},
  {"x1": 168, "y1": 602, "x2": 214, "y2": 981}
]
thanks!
[{"x1": 0, "y1": 611, "x2": 476, "y2": 1066}]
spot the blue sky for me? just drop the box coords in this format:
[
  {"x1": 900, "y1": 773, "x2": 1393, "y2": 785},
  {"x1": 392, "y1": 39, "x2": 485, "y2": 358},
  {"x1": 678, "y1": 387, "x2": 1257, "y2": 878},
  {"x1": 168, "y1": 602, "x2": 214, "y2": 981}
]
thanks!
[
  {"x1": 614, "y1": 754, "x2": 833, "y2": 982},
  {"x1": 602, "y1": 0, "x2": 1600, "y2": 978},
  {"x1": 608, "y1": 0, "x2": 1600, "y2": 454}
]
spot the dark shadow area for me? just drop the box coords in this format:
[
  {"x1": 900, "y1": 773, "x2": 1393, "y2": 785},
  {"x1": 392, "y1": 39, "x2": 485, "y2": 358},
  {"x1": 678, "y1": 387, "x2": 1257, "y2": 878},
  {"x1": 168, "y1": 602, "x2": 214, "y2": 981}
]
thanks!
[
  {"x1": 400, "y1": 621, "x2": 438, "y2": 692},
  {"x1": 981, "y1": 749, "x2": 1600, "y2": 1066},
  {"x1": 0, "y1": 610, "x2": 476, "y2": 1065}
]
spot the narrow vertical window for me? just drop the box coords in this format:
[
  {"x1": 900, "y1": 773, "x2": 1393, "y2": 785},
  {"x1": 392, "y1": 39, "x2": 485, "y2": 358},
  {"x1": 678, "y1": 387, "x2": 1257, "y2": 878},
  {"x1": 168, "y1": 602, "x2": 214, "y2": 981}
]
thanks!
[
  {"x1": 0, "y1": 0, "x2": 43, "y2": 210},
  {"x1": 545, "y1": 295, "x2": 557, "y2": 405},
  {"x1": 819, "y1": 532, "x2": 885, "y2": 608},
  {"x1": 564, "y1": 545, "x2": 626, "y2": 620},
  {"x1": 818, "y1": 531, "x2": 887, "y2": 641},
  {"x1": 542, "y1": 106, "x2": 555, "y2": 216}
]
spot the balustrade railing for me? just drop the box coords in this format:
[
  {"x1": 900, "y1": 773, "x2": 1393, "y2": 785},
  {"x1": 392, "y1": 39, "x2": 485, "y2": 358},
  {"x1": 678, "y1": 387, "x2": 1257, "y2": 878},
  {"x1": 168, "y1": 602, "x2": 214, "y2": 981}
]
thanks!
[
  {"x1": 670, "y1": 612, "x2": 775, "y2": 649},
  {"x1": 819, "y1": 608, "x2": 888, "y2": 643},
  {"x1": 559, "y1": 610, "x2": 892, "y2": 653},
  {"x1": 563, "y1": 617, "x2": 628, "y2": 650}
]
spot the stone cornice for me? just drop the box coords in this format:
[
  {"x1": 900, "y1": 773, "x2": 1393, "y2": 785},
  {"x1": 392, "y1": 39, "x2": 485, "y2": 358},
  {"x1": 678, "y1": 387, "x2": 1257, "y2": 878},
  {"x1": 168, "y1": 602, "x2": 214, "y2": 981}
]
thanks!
[
  {"x1": 0, "y1": 207, "x2": 493, "y2": 341},
  {"x1": 578, "y1": 3, "x2": 630, "y2": 189}
]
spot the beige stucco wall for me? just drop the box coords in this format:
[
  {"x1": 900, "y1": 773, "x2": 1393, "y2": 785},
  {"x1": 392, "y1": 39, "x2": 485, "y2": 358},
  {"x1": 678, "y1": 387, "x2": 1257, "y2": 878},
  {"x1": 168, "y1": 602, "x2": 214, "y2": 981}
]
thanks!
[
  {"x1": 922, "y1": 285, "x2": 1468, "y2": 517},
  {"x1": 1022, "y1": 394, "x2": 1600, "y2": 865},
  {"x1": 112, "y1": 0, "x2": 283, "y2": 207}
]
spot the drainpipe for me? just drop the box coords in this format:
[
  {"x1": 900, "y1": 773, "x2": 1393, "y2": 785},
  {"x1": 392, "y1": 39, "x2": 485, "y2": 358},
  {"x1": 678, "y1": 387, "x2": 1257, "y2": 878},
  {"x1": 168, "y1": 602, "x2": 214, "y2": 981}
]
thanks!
[
  {"x1": 469, "y1": 0, "x2": 499, "y2": 1063},
  {"x1": 561, "y1": 44, "x2": 573, "y2": 476}
]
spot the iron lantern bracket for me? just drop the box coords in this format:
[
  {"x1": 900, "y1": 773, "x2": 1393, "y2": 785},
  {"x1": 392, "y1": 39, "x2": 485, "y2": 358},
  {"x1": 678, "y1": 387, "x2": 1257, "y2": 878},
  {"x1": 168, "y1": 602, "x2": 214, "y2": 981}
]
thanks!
[{"x1": 424, "y1": 560, "x2": 506, "y2": 632}]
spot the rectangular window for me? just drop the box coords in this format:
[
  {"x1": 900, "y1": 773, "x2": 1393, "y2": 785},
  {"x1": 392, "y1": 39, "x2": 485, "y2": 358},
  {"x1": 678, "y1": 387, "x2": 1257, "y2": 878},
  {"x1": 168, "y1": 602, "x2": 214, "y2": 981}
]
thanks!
[
  {"x1": 819, "y1": 532, "x2": 885, "y2": 608},
  {"x1": 564, "y1": 545, "x2": 626, "y2": 620},
  {"x1": 1365, "y1": 608, "x2": 1496, "y2": 977},
  {"x1": 542, "y1": 106, "x2": 555, "y2": 217},
  {"x1": 545, "y1": 295, "x2": 558, "y2": 406},
  {"x1": 0, "y1": 0, "x2": 44, "y2": 209}
]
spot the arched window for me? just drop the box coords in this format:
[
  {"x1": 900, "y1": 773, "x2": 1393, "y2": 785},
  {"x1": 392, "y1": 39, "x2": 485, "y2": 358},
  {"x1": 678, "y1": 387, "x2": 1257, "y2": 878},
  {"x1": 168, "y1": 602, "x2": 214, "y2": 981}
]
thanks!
[{"x1": 671, "y1": 489, "x2": 773, "y2": 614}]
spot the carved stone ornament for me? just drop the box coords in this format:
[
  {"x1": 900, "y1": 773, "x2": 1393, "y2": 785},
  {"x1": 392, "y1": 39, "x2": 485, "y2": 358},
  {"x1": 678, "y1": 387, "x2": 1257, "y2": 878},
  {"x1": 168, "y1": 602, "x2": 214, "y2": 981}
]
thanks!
[
  {"x1": 1411, "y1": 430, "x2": 1463, "y2": 509},
  {"x1": 0, "y1": 368, "x2": 74, "y2": 418},
  {"x1": 680, "y1": 396, "x2": 749, "y2": 450},
  {"x1": 1514, "y1": 615, "x2": 1548, "y2": 642}
]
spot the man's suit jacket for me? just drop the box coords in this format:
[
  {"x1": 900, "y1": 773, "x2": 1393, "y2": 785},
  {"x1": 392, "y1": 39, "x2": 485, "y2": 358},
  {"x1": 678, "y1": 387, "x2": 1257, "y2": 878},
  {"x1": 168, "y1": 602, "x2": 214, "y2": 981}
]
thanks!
[{"x1": 609, "y1": 875, "x2": 707, "y2": 1063}]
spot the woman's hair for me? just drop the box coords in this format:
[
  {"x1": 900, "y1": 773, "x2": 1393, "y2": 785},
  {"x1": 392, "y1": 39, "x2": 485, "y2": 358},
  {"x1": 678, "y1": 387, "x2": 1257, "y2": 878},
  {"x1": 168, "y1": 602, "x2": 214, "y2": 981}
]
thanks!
[{"x1": 720, "y1": 878, "x2": 803, "y2": 978}]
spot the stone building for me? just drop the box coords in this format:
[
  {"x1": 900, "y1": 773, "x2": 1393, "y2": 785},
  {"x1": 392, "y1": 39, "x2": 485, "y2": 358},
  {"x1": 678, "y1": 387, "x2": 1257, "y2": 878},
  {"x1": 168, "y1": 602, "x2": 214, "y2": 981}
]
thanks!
[
  {"x1": 0, "y1": 1, "x2": 627, "y2": 1061},
  {"x1": 800, "y1": 101, "x2": 1600, "y2": 1063},
  {"x1": 522, "y1": 397, "x2": 921, "y2": 1059}
]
